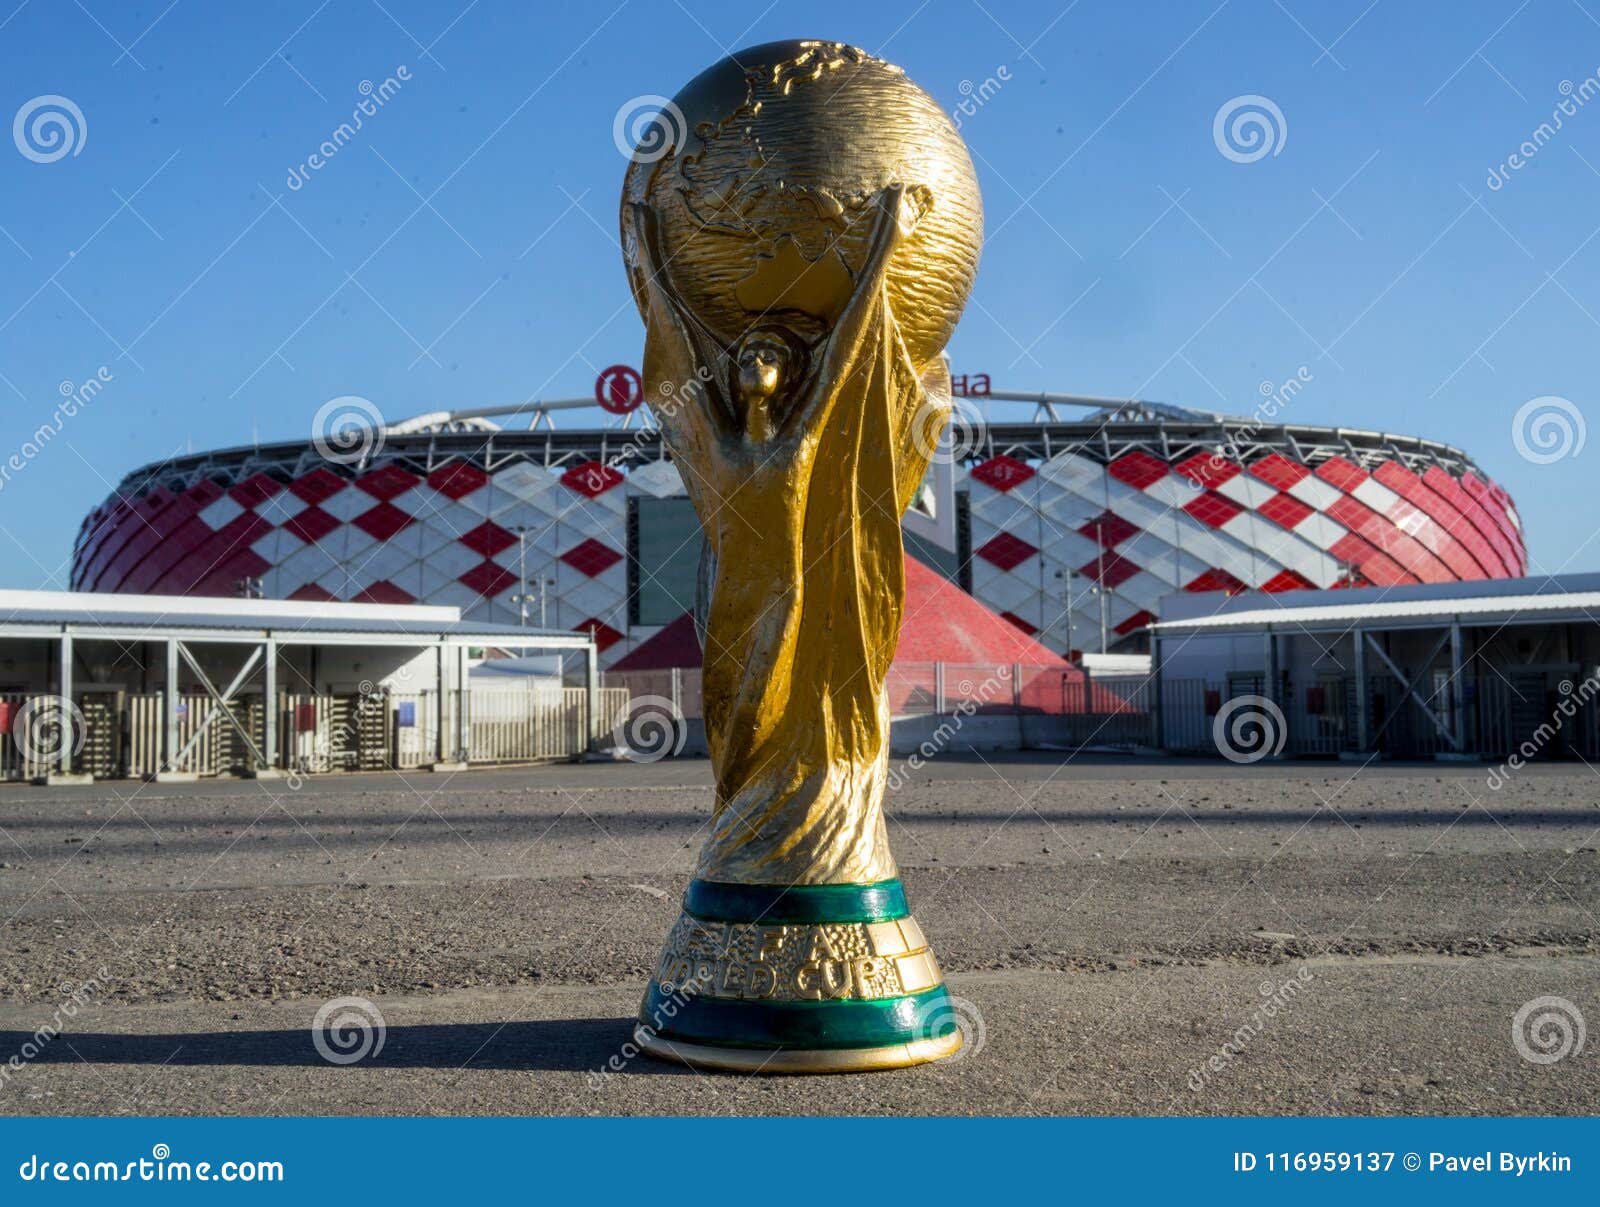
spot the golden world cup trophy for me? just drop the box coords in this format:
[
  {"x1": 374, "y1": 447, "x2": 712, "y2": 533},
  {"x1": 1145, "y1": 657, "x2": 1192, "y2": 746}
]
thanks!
[{"x1": 619, "y1": 39, "x2": 982, "y2": 1072}]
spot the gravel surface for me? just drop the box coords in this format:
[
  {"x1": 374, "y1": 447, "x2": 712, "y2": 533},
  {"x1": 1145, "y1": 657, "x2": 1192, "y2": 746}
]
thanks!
[{"x1": 0, "y1": 755, "x2": 1596, "y2": 1115}]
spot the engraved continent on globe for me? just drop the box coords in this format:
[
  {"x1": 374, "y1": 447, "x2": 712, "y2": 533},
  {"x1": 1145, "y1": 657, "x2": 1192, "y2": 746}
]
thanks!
[{"x1": 621, "y1": 39, "x2": 982, "y2": 371}]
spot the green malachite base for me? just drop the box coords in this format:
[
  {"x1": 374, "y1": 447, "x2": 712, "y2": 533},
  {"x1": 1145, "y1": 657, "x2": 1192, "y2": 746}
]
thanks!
[{"x1": 638, "y1": 878, "x2": 962, "y2": 1073}]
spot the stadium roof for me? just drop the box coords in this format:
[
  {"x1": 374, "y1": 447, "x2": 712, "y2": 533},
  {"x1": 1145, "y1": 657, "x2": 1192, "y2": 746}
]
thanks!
[
  {"x1": 0, "y1": 589, "x2": 593, "y2": 647},
  {"x1": 1150, "y1": 574, "x2": 1600, "y2": 636}
]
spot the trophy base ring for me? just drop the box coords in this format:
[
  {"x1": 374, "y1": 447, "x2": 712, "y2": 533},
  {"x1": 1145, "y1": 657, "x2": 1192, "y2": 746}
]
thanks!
[{"x1": 633, "y1": 1026, "x2": 962, "y2": 1074}]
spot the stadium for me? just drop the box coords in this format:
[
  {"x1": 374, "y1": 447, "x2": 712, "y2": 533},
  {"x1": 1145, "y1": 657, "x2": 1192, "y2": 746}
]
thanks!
[{"x1": 69, "y1": 383, "x2": 1528, "y2": 667}]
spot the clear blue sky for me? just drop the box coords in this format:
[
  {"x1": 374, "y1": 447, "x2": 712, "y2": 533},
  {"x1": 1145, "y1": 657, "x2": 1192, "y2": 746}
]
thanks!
[{"x1": 1, "y1": 0, "x2": 1595, "y2": 589}]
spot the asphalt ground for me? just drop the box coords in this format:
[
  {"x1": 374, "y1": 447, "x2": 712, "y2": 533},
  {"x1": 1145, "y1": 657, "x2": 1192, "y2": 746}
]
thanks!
[{"x1": 0, "y1": 754, "x2": 1595, "y2": 1115}]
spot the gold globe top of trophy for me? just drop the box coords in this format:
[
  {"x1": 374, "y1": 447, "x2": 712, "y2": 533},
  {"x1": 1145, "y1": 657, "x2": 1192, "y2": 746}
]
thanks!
[
  {"x1": 621, "y1": 39, "x2": 981, "y2": 374},
  {"x1": 620, "y1": 40, "x2": 983, "y2": 1073}
]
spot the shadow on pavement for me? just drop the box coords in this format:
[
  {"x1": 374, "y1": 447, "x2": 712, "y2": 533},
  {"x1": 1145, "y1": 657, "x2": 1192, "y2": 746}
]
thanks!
[{"x1": 1, "y1": 1017, "x2": 694, "y2": 1075}]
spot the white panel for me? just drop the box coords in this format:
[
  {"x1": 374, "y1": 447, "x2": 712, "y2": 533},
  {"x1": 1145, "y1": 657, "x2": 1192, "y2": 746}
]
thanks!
[
  {"x1": 416, "y1": 539, "x2": 485, "y2": 582},
  {"x1": 276, "y1": 540, "x2": 338, "y2": 588},
  {"x1": 317, "y1": 487, "x2": 370, "y2": 523},
  {"x1": 1038, "y1": 451, "x2": 1107, "y2": 496},
  {"x1": 348, "y1": 540, "x2": 415, "y2": 588},
  {"x1": 627, "y1": 460, "x2": 685, "y2": 498},
  {"x1": 1351, "y1": 477, "x2": 1402, "y2": 515},
  {"x1": 493, "y1": 461, "x2": 559, "y2": 502},
  {"x1": 1292, "y1": 511, "x2": 1348, "y2": 553},
  {"x1": 254, "y1": 490, "x2": 310, "y2": 526},
  {"x1": 1142, "y1": 474, "x2": 1204, "y2": 509},
  {"x1": 1214, "y1": 474, "x2": 1276, "y2": 509},
  {"x1": 970, "y1": 560, "x2": 1037, "y2": 614},
  {"x1": 390, "y1": 485, "x2": 446, "y2": 519},
  {"x1": 1107, "y1": 570, "x2": 1167, "y2": 613},
  {"x1": 198, "y1": 494, "x2": 244, "y2": 531},
  {"x1": 1242, "y1": 514, "x2": 1341, "y2": 586},
  {"x1": 1114, "y1": 535, "x2": 1210, "y2": 587},
  {"x1": 1287, "y1": 473, "x2": 1343, "y2": 511},
  {"x1": 251, "y1": 527, "x2": 302, "y2": 565}
]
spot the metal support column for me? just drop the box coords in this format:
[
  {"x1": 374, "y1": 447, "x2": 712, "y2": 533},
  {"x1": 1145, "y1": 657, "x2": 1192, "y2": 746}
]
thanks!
[
  {"x1": 585, "y1": 640, "x2": 600, "y2": 752},
  {"x1": 1263, "y1": 627, "x2": 1278, "y2": 706},
  {"x1": 163, "y1": 638, "x2": 180, "y2": 773},
  {"x1": 1149, "y1": 633, "x2": 1164, "y2": 750},
  {"x1": 57, "y1": 632, "x2": 75, "y2": 777},
  {"x1": 1449, "y1": 621, "x2": 1465, "y2": 753},
  {"x1": 1352, "y1": 628, "x2": 1369, "y2": 752},
  {"x1": 456, "y1": 644, "x2": 470, "y2": 763},
  {"x1": 435, "y1": 643, "x2": 450, "y2": 764},
  {"x1": 262, "y1": 638, "x2": 278, "y2": 772}
]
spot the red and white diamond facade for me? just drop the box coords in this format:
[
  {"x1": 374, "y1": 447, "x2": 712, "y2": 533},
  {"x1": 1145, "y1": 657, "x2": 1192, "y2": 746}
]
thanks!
[{"x1": 71, "y1": 411, "x2": 1527, "y2": 664}]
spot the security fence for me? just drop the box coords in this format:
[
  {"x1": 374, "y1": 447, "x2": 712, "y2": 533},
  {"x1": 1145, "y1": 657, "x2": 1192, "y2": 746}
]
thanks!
[
  {"x1": 1160, "y1": 673, "x2": 1600, "y2": 761},
  {"x1": 603, "y1": 662, "x2": 1158, "y2": 752},
  {"x1": 0, "y1": 684, "x2": 629, "y2": 783}
]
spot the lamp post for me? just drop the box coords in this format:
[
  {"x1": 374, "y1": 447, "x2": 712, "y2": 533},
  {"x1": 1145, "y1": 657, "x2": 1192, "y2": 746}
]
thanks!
[{"x1": 505, "y1": 527, "x2": 555, "y2": 628}]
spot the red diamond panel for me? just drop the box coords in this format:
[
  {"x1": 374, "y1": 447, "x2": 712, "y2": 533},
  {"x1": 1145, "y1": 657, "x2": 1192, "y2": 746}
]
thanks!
[
  {"x1": 289, "y1": 466, "x2": 347, "y2": 504},
  {"x1": 184, "y1": 479, "x2": 225, "y2": 510},
  {"x1": 352, "y1": 580, "x2": 416, "y2": 605},
  {"x1": 356, "y1": 464, "x2": 421, "y2": 501},
  {"x1": 459, "y1": 560, "x2": 515, "y2": 598},
  {"x1": 283, "y1": 505, "x2": 340, "y2": 545},
  {"x1": 1329, "y1": 533, "x2": 1414, "y2": 588},
  {"x1": 1257, "y1": 491, "x2": 1314, "y2": 530},
  {"x1": 1107, "y1": 451, "x2": 1168, "y2": 490},
  {"x1": 1260, "y1": 569, "x2": 1314, "y2": 593},
  {"x1": 352, "y1": 502, "x2": 415, "y2": 541},
  {"x1": 1080, "y1": 551, "x2": 1139, "y2": 588},
  {"x1": 976, "y1": 531, "x2": 1039, "y2": 572},
  {"x1": 1185, "y1": 568, "x2": 1247, "y2": 594},
  {"x1": 1115, "y1": 609, "x2": 1156, "y2": 636},
  {"x1": 561, "y1": 460, "x2": 624, "y2": 498},
  {"x1": 969, "y1": 455, "x2": 1035, "y2": 492},
  {"x1": 229, "y1": 472, "x2": 283, "y2": 507},
  {"x1": 1183, "y1": 491, "x2": 1243, "y2": 528},
  {"x1": 460, "y1": 520, "x2": 516, "y2": 558},
  {"x1": 1078, "y1": 510, "x2": 1140, "y2": 547},
  {"x1": 999, "y1": 611, "x2": 1038, "y2": 636},
  {"x1": 1248, "y1": 452, "x2": 1310, "y2": 490},
  {"x1": 575, "y1": 619, "x2": 625, "y2": 651},
  {"x1": 288, "y1": 583, "x2": 337, "y2": 602},
  {"x1": 560, "y1": 537, "x2": 623, "y2": 577},
  {"x1": 1314, "y1": 456, "x2": 1368, "y2": 493},
  {"x1": 428, "y1": 461, "x2": 489, "y2": 499},
  {"x1": 1173, "y1": 453, "x2": 1240, "y2": 489}
]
